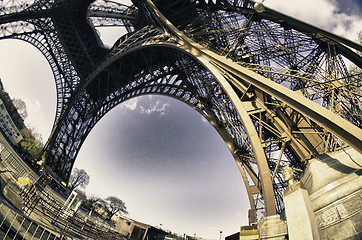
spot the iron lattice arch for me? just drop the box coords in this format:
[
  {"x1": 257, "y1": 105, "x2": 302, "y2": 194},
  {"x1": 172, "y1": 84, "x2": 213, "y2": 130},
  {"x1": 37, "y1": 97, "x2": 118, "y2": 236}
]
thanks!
[{"x1": 1, "y1": 0, "x2": 361, "y2": 221}]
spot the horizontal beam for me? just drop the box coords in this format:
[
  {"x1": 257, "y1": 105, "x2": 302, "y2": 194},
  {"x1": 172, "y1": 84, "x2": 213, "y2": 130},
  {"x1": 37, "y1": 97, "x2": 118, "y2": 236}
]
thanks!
[
  {"x1": 151, "y1": 1, "x2": 362, "y2": 154},
  {"x1": 88, "y1": 11, "x2": 136, "y2": 20},
  {"x1": 211, "y1": 59, "x2": 362, "y2": 154}
]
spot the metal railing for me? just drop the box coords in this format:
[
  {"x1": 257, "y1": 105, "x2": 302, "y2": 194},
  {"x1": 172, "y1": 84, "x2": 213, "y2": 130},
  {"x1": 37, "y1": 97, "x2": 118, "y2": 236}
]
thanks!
[
  {"x1": 0, "y1": 201, "x2": 65, "y2": 240},
  {"x1": 0, "y1": 141, "x2": 125, "y2": 240},
  {"x1": 0, "y1": 142, "x2": 65, "y2": 205}
]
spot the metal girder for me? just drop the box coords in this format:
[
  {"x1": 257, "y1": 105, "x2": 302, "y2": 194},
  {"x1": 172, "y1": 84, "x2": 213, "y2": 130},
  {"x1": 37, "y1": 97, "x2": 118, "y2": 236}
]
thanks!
[
  {"x1": 193, "y1": 54, "x2": 278, "y2": 216},
  {"x1": 214, "y1": 60, "x2": 362, "y2": 152},
  {"x1": 0, "y1": 0, "x2": 138, "y2": 138},
  {"x1": 140, "y1": 0, "x2": 362, "y2": 218},
  {"x1": 43, "y1": 42, "x2": 216, "y2": 180},
  {"x1": 88, "y1": 0, "x2": 136, "y2": 29},
  {"x1": 1, "y1": 0, "x2": 361, "y2": 223}
]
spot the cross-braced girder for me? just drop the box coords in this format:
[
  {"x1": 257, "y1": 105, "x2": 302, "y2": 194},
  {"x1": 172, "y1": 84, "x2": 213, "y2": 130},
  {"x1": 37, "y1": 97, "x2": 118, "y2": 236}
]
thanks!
[
  {"x1": 1, "y1": 0, "x2": 361, "y2": 223},
  {"x1": 142, "y1": 0, "x2": 361, "y2": 217},
  {"x1": 88, "y1": 0, "x2": 136, "y2": 31},
  {"x1": 0, "y1": 0, "x2": 135, "y2": 120},
  {"x1": 46, "y1": 43, "x2": 238, "y2": 181},
  {"x1": 152, "y1": 0, "x2": 361, "y2": 127}
]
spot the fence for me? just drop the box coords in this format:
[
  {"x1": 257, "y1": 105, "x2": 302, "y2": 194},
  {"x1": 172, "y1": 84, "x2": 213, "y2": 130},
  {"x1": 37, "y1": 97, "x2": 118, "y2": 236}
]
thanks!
[
  {"x1": 0, "y1": 141, "x2": 124, "y2": 239},
  {"x1": 0, "y1": 201, "x2": 67, "y2": 240}
]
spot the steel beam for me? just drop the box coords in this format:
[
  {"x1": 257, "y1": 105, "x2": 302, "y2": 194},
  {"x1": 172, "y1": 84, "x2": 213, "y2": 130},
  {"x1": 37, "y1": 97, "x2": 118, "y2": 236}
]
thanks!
[{"x1": 150, "y1": 7, "x2": 362, "y2": 153}]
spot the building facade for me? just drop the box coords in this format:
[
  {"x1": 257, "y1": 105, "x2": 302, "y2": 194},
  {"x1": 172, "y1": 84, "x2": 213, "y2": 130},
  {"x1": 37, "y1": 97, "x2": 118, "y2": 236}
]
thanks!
[
  {"x1": 0, "y1": 98, "x2": 23, "y2": 145},
  {"x1": 113, "y1": 215, "x2": 167, "y2": 240}
]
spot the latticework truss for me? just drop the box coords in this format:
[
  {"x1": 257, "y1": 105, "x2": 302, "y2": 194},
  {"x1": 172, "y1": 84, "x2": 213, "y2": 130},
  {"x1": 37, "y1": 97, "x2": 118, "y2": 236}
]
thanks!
[{"x1": 1, "y1": 0, "x2": 361, "y2": 222}]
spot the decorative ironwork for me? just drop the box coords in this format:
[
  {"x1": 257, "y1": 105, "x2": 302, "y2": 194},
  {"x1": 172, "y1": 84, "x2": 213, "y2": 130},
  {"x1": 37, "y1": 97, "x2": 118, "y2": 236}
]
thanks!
[{"x1": 1, "y1": 0, "x2": 361, "y2": 222}]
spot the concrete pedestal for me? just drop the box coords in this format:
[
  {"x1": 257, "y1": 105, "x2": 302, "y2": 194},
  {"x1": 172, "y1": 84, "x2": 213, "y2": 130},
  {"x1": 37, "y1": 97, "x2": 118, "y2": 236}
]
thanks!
[
  {"x1": 301, "y1": 147, "x2": 362, "y2": 240},
  {"x1": 257, "y1": 215, "x2": 287, "y2": 240},
  {"x1": 283, "y1": 182, "x2": 320, "y2": 240},
  {"x1": 3, "y1": 181, "x2": 24, "y2": 211}
]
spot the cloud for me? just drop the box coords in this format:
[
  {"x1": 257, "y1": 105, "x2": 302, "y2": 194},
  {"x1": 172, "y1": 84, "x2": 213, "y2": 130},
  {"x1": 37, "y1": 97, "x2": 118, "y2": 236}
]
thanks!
[
  {"x1": 23, "y1": 98, "x2": 50, "y2": 141},
  {"x1": 140, "y1": 100, "x2": 169, "y2": 115},
  {"x1": 328, "y1": 0, "x2": 362, "y2": 17},
  {"x1": 265, "y1": 0, "x2": 362, "y2": 41},
  {"x1": 122, "y1": 98, "x2": 139, "y2": 111},
  {"x1": 120, "y1": 97, "x2": 170, "y2": 115},
  {"x1": 34, "y1": 100, "x2": 42, "y2": 112}
]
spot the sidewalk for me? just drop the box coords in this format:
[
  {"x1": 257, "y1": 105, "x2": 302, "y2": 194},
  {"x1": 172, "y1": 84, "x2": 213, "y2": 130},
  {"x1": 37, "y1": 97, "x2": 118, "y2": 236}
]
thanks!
[{"x1": 0, "y1": 133, "x2": 124, "y2": 240}]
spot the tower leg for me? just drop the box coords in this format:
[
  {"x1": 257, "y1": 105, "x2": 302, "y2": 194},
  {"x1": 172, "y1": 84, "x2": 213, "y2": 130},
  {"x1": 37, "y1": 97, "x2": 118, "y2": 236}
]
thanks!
[
  {"x1": 257, "y1": 215, "x2": 287, "y2": 240},
  {"x1": 283, "y1": 182, "x2": 320, "y2": 239}
]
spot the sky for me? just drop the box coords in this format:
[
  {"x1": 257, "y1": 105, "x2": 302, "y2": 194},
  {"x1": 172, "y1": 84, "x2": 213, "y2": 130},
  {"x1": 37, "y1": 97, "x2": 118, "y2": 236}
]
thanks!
[{"x1": 0, "y1": 0, "x2": 361, "y2": 239}]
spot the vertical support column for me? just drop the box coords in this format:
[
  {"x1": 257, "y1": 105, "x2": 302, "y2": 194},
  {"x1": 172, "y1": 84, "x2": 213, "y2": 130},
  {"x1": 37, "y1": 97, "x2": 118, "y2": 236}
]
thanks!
[
  {"x1": 191, "y1": 54, "x2": 277, "y2": 217},
  {"x1": 257, "y1": 215, "x2": 287, "y2": 240},
  {"x1": 282, "y1": 166, "x2": 320, "y2": 240}
]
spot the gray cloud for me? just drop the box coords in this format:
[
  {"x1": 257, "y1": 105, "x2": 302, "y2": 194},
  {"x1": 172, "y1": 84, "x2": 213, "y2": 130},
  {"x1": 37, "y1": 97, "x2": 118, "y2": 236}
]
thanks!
[
  {"x1": 265, "y1": 0, "x2": 362, "y2": 41},
  {"x1": 139, "y1": 99, "x2": 170, "y2": 115},
  {"x1": 121, "y1": 96, "x2": 170, "y2": 115}
]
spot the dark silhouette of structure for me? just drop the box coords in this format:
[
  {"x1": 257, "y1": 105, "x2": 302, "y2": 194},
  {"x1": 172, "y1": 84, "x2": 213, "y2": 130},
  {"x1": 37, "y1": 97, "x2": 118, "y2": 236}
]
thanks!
[{"x1": 1, "y1": 0, "x2": 361, "y2": 225}]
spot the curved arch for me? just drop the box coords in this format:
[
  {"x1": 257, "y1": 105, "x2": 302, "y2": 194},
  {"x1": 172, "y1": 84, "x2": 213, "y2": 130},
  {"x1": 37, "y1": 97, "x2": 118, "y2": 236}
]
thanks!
[
  {"x1": 4, "y1": 0, "x2": 358, "y2": 224},
  {"x1": 44, "y1": 29, "x2": 362, "y2": 218},
  {"x1": 146, "y1": 0, "x2": 362, "y2": 151},
  {"x1": 103, "y1": 41, "x2": 276, "y2": 216},
  {"x1": 0, "y1": 19, "x2": 81, "y2": 122},
  {"x1": 148, "y1": 0, "x2": 361, "y2": 130},
  {"x1": 59, "y1": 0, "x2": 362, "y2": 217},
  {"x1": 41, "y1": 36, "x2": 276, "y2": 219},
  {"x1": 84, "y1": 19, "x2": 362, "y2": 214},
  {"x1": 12, "y1": 32, "x2": 78, "y2": 121}
]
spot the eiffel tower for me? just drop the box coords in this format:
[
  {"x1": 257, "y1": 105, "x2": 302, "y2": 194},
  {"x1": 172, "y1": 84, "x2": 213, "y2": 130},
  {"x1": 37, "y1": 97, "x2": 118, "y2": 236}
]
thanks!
[{"x1": 1, "y1": 0, "x2": 361, "y2": 228}]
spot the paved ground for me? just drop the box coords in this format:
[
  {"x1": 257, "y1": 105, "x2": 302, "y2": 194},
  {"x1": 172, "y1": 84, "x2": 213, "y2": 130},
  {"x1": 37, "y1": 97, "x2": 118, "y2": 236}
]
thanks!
[
  {"x1": 0, "y1": 173, "x2": 82, "y2": 239},
  {"x1": 0, "y1": 132, "x2": 124, "y2": 239},
  {"x1": 0, "y1": 137, "x2": 86, "y2": 239}
]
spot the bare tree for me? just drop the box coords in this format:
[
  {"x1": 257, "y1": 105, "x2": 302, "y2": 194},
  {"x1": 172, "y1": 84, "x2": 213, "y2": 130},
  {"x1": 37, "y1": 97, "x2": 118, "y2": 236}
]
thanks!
[
  {"x1": 68, "y1": 168, "x2": 90, "y2": 192},
  {"x1": 12, "y1": 98, "x2": 28, "y2": 119},
  {"x1": 105, "y1": 196, "x2": 128, "y2": 220},
  {"x1": 82, "y1": 195, "x2": 101, "y2": 211}
]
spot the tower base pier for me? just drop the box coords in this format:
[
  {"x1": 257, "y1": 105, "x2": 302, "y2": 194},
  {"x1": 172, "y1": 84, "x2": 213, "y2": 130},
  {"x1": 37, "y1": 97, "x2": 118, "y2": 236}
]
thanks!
[
  {"x1": 257, "y1": 215, "x2": 287, "y2": 240},
  {"x1": 301, "y1": 147, "x2": 362, "y2": 240}
]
